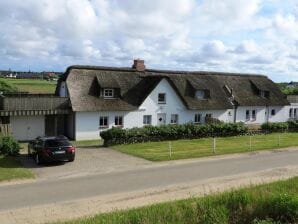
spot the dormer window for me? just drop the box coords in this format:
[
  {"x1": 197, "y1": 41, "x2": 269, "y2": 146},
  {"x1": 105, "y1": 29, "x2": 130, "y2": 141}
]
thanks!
[
  {"x1": 259, "y1": 90, "x2": 269, "y2": 98},
  {"x1": 195, "y1": 90, "x2": 209, "y2": 100},
  {"x1": 103, "y1": 89, "x2": 114, "y2": 98}
]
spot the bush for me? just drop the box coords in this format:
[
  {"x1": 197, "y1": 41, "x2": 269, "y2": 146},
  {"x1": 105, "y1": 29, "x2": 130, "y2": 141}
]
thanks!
[
  {"x1": 0, "y1": 136, "x2": 20, "y2": 156},
  {"x1": 101, "y1": 123, "x2": 248, "y2": 146},
  {"x1": 261, "y1": 122, "x2": 289, "y2": 132}
]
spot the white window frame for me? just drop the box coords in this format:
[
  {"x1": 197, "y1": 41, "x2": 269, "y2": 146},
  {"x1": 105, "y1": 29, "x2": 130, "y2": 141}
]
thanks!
[
  {"x1": 114, "y1": 116, "x2": 123, "y2": 127},
  {"x1": 158, "y1": 93, "x2": 166, "y2": 104},
  {"x1": 271, "y1": 109, "x2": 275, "y2": 116},
  {"x1": 103, "y1": 89, "x2": 114, "y2": 98},
  {"x1": 195, "y1": 90, "x2": 205, "y2": 99},
  {"x1": 289, "y1": 108, "x2": 293, "y2": 118},
  {"x1": 194, "y1": 113, "x2": 201, "y2": 124},
  {"x1": 170, "y1": 114, "x2": 179, "y2": 124},
  {"x1": 245, "y1": 110, "x2": 250, "y2": 120},
  {"x1": 143, "y1": 115, "x2": 152, "y2": 125},
  {"x1": 99, "y1": 116, "x2": 109, "y2": 128}
]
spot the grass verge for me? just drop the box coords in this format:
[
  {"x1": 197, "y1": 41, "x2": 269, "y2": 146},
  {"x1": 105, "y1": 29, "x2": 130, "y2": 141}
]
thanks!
[
  {"x1": 71, "y1": 139, "x2": 103, "y2": 148},
  {"x1": 0, "y1": 155, "x2": 34, "y2": 182},
  {"x1": 0, "y1": 78, "x2": 57, "y2": 94},
  {"x1": 114, "y1": 132, "x2": 298, "y2": 161},
  {"x1": 56, "y1": 177, "x2": 298, "y2": 224}
]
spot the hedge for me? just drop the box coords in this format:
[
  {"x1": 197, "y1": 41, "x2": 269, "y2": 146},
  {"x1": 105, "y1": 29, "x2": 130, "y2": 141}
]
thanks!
[
  {"x1": 0, "y1": 136, "x2": 20, "y2": 156},
  {"x1": 100, "y1": 123, "x2": 248, "y2": 146},
  {"x1": 261, "y1": 121, "x2": 298, "y2": 132}
]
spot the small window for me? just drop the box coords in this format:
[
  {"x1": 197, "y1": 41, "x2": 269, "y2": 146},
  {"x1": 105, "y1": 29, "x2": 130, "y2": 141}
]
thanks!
[
  {"x1": 195, "y1": 90, "x2": 205, "y2": 99},
  {"x1": 143, "y1": 115, "x2": 152, "y2": 125},
  {"x1": 170, "y1": 114, "x2": 179, "y2": 124},
  {"x1": 194, "y1": 114, "x2": 201, "y2": 123},
  {"x1": 114, "y1": 116, "x2": 123, "y2": 126},
  {"x1": 259, "y1": 90, "x2": 269, "y2": 98},
  {"x1": 228, "y1": 110, "x2": 232, "y2": 116},
  {"x1": 271, "y1": 109, "x2": 275, "y2": 116},
  {"x1": 99, "y1": 116, "x2": 108, "y2": 128},
  {"x1": 158, "y1": 93, "x2": 166, "y2": 104},
  {"x1": 289, "y1": 108, "x2": 293, "y2": 118},
  {"x1": 246, "y1": 110, "x2": 250, "y2": 120},
  {"x1": 252, "y1": 110, "x2": 256, "y2": 120},
  {"x1": 103, "y1": 89, "x2": 114, "y2": 98},
  {"x1": 205, "y1": 113, "x2": 212, "y2": 118},
  {"x1": 294, "y1": 109, "x2": 297, "y2": 118}
]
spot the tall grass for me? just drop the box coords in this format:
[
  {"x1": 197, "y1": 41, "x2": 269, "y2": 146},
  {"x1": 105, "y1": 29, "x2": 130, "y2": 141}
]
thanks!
[{"x1": 58, "y1": 177, "x2": 298, "y2": 224}]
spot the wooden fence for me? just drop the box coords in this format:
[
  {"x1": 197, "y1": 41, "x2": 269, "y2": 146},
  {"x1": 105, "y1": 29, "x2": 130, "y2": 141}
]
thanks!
[{"x1": 0, "y1": 124, "x2": 11, "y2": 136}]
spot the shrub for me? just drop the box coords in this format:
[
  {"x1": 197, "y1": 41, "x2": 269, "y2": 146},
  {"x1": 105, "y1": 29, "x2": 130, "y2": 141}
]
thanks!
[
  {"x1": 261, "y1": 122, "x2": 289, "y2": 132},
  {"x1": 101, "y1": 123, "x2": 248, "y2": 146},
  {"x1": 0, "y1": 136, "x2": 20, "y2": 156}
]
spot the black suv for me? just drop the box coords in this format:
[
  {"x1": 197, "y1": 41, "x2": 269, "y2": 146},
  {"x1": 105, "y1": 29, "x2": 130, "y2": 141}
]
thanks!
[{"x1": 28, "y1": 136, "x2": 76, "y2": 164}]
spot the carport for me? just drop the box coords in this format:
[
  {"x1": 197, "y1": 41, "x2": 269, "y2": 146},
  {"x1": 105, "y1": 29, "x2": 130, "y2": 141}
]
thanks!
[{"x1": 0, "y1": 94, "x2": 71, "y2": 140}]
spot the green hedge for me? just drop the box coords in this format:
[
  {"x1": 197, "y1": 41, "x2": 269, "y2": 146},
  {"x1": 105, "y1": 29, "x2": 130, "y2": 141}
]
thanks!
[
  {"x1": 100, "y1": 123, "x2": 248, "y2": 146},
  {"x1": 0, "y1": 136, "x2": 20, "y2": 156},
  {"x1": 261, "y1": 121, "x2": 298, "y2": 132}
]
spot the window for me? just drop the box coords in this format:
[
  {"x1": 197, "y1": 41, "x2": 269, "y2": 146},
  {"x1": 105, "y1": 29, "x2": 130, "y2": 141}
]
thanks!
[
  {"x1": 289, "y1": 108, "x2": 293, "y2": 118},
  {"x1": 205, "y1": 114, "x2": 212, "y2": 118},
  {"x1": 246, "y1": 110, "x2": 250, "y2": 120},
  {"x1": 114, "y1": 116, "x2": 123, "y2": 126},
  {"x1": 99, "y1": 116, "x2": 108, "y2": 128},
  {"x1": 252, "y1": 110, "x2": 256, "y2": 120},
  {"x1": 195, "y1": 90, "x2": 205, "y2": 99},
  {"x1": 294, "y1": 109, "x2": 297, "y2": 118},
  {"x1": 143, "y1": 115, "x2": 152, "y2": 125},
  {"x1": 170, "y1": 114, "x2": 179, "y2": 124},
  {"x1": 158, "y1": 93, "x2": 166, "y2": 104},
  {"x1": 194, "y1": 114, "x2": 201, "y2": 123},
  {"x1": 103, "y1": 89, "x2": 114, "y2": 98},
  {"x1": 259, "y1": 90, "x2": 269, "y2": 98},
  {"x1": 228, "y1": 110, "x2": 232, "y2": 116},
  {"x1": 271, "y1": 109, "x2": 276, "y2": 116}
]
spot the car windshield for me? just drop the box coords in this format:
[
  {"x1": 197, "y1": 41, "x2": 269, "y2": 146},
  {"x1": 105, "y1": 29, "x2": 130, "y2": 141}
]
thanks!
[{"x1": 45, "y1": 139, "x2": 70, "y2": 147}]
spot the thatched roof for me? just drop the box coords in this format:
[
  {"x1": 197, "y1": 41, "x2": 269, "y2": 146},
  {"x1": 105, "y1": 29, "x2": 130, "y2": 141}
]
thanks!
[{"x1": 57, "y1": 65, "x2": 289, "y2": 112}]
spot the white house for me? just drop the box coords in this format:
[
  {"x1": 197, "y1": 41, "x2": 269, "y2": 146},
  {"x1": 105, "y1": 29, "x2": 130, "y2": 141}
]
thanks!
[{"x1": 55, "y1": 60, "x2": 290, "y2": 140}]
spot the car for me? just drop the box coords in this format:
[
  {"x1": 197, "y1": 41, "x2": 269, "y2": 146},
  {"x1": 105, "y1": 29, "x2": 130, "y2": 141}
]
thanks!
[{"x1": 28, "y1": 135, "x2": 76, "y2": 164}]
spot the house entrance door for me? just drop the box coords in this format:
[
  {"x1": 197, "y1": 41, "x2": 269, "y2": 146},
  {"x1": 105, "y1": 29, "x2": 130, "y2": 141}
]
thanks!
[{"x1": 157, "y1": 113, "x2": 166, "y2": 126}]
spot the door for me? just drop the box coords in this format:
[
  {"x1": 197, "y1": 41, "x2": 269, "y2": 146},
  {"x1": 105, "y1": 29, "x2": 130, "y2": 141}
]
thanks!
[{"x1": 157, "y1": 113, "x2": 166, "y2": 126}]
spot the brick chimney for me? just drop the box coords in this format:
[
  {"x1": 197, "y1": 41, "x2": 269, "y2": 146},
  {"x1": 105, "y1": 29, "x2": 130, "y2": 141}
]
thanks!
[{"x1": 132, "y1": 59, "x2": 146, "y2": 72}]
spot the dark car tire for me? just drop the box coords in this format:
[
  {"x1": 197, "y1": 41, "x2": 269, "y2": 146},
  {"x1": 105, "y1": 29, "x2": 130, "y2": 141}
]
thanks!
[{"x1": 68, "y1": 155, "x2": 75, "y2": 162}]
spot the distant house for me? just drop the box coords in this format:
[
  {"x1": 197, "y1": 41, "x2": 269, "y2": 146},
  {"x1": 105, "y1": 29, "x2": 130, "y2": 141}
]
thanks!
[
  {"x1": 55, "y1": 59, "x2": 289, "y2": 140},
  {"x1": 6, "y1": 73, "x2": 17, "y2": 78},
  {"x1": 286, "y1": 81, "x2": 298, "y2": 88}
]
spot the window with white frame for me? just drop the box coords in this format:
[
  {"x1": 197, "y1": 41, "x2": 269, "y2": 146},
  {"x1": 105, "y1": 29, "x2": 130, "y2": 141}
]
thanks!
[
  {"x1": 195, "y1": 90, "x2": 205, "y2": 99},
  {"x1": 294, "y1": 109, "x2": 297, "y2": 118},
  {"x1": 245, "y1": 110, "x2": 250, "y2": 120},
  {"x1": 194, "y1": 114, "x2": 201, "y2": 123},
  {"x1": 252, "y1": 110, "x2": 256, "y2": 120},
  {"x1": 99, "y1": 116, "x2": 108, "y2": 128},
  {"x1": 103, "y1": 89, "x2": 114, "y2": 98},
  {"x1": 271, "y1": 109, "x2": 275, "y2": 116},
  {"x1": 205, "y1": 114, "x2": 212, "y2": 118},
  {"x1": 170, "y1": 114, "x2": 179, "y2": 124},
  {"x1": 158, "y1": 93, "x2": 166, "y2": 104},
  {"x1": 289, "y1": 108, "x2": 293, "y2": 118},
  {"x1": 143, "y1": 115, "x2": 152, "y2": 125},
  {"x1": 114, "y1": 116, "x2": 123, "y2": 126}
]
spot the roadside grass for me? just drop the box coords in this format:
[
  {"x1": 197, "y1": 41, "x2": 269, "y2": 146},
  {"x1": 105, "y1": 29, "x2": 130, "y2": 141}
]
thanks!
[
  {"x1": 0, "y1": 78, "x2": 56, "y2": 94},
  {"x1": 56, "y1": 177, "x2": 298, "y2": 224},
  {"x1": 0, "y1": 155, "x2": 34, "y2": 182},
  {"x1": 71, "y1": 139, "x2": 103, "y2": 148},
  {"x1": 114, "y1": 132, "x2": 298, "y2": 161}
]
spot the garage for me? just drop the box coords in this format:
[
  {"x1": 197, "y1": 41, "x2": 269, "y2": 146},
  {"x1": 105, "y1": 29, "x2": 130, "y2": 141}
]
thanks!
[{"x1": 10, "y1": 115, "x2": 45, "y2": 141}]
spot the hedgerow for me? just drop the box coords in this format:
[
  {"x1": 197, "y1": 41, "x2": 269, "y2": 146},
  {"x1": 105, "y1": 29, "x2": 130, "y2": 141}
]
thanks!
[{"x1": 100, "y1": 123, "x2": 248, "y2": 146}]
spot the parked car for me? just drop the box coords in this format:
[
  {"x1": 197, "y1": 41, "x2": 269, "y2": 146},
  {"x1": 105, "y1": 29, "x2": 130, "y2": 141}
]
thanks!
[{"x1": 28, "y1": 136, "x2": 75, "y2": 164}]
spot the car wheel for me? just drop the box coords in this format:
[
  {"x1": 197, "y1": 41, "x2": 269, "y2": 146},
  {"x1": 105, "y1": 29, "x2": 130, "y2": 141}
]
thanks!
[{"x1": 68, "y1": 156, "x2": 75, "y2": 162}]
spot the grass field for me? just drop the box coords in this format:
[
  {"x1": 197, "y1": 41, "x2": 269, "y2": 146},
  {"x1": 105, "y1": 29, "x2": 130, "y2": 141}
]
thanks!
[
  {"x1": 114, "y1": 132, "x2": 298, "y2": 161},
  {"x1": 0, "y1": 78, "x2": 57, "y2": 94},
  {"x1": 71, "y1": 139, "x2": 103, "y2": 148},
  {"x1": 0, "y1": 155, "x2": 34, "y2": 182},
  {"x1": 57, "y1": 177, "x2": 298, "y2": 224}
]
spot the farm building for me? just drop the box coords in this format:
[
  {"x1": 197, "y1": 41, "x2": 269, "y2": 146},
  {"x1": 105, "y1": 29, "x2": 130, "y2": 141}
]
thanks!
[{"x1": 0, "y1": 60, "x2": 293, "y2": 141}]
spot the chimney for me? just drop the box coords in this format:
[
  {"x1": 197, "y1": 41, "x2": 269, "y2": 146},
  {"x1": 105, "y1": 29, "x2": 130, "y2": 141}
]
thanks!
[{"x1": 132, "y1": 59, "x2": 145, "y2": 72}]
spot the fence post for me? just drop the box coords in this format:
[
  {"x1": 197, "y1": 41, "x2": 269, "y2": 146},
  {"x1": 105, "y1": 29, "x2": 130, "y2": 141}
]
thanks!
[
  {"x1": 169, "y1": 141, "x2": 172, "y2": 158},
  {"x1": 212, "y1": 137, "x2": 216, "y2": 154}
]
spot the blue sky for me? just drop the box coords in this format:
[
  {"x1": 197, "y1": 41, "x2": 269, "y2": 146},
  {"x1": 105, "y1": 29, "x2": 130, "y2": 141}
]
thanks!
[{"x1": 0, "y1": 0, "x2": 297, "y2": 82}]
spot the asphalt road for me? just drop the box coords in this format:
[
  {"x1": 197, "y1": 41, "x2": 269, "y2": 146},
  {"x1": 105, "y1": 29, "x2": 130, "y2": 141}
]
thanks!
[{"x1": 0, "y1": 150, "x2": 298, "y2": 211}]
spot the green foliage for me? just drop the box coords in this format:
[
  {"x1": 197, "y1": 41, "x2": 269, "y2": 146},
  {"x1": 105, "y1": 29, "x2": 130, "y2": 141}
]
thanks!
[
  {"x1": 0, "y1": 79, "x2": 18, "y2": 93},
  {"x1": 261, "y1": 122, "x2": 289, "y2": 132},
  {"x1": 0, "y1": 136, "x2": 20, "y2": 156},
  {"x1": 101, "y1": 123, "x2": 248, "y2": 146}
]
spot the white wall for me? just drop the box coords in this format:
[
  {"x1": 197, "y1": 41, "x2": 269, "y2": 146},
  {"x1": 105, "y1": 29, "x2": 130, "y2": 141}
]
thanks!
[
  {"x1": 10, "y1": 116, "x2": 45, "y2": 141},
  {"x1": 59, "y1": 81, "x2": 68, "y2": 97}
]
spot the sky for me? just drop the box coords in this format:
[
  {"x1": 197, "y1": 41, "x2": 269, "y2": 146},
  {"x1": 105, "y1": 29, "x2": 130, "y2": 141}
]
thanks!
[{"x1": 0, "y1": 0, "x2": 297, "y2": 82}]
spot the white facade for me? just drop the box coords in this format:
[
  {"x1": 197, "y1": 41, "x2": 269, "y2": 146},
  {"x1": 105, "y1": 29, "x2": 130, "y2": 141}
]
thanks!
[{"x1": 10, "y1": 115, "x2": 45, "y2": 141}]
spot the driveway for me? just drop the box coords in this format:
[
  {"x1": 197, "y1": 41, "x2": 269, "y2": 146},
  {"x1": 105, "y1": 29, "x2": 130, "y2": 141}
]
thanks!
[{"x1": 19, "y1": 147, "x2": 152, "y2": 180}]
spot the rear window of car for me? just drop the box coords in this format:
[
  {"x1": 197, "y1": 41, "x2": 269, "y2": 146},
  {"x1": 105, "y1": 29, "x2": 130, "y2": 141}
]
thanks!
[{"x1": 45, "y1": 140, "x2": 71, "y2": 147}]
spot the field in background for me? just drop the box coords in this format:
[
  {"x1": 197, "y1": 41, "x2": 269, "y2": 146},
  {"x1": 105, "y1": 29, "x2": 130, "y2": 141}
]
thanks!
[
  {"x1": 0, "y1": 78, "x2": 56, "y2": 94},
  {"x1": 114, "y1": 132, "x2": 298, "y2": 161},
  {"x1": 57, "y1": 177, "x2": 298, "y2": 224}
]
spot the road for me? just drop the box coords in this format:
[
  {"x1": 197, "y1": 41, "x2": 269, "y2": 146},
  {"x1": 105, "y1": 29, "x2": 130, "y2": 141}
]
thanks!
[{"x1": 0, "y1": 149, "x2": 298, "y2": 213}]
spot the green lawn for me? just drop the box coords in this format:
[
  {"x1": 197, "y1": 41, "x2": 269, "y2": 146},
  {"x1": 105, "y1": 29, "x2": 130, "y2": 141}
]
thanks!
[
  {"x1": 0, "y1": 155, "x2": 34, "y2": 182},
  {"x1": 71, "y1": 139, "x2": 103, "y2": 148},
  {"x1": 114, "y1": 132, "x2": 298, "y2": 161},
  {"x1": 0, "y1": 78, "x2": 57, "y2": 94},
  {"x1": 56, "y1": 177, "x2": 298, "y2": 224}
]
